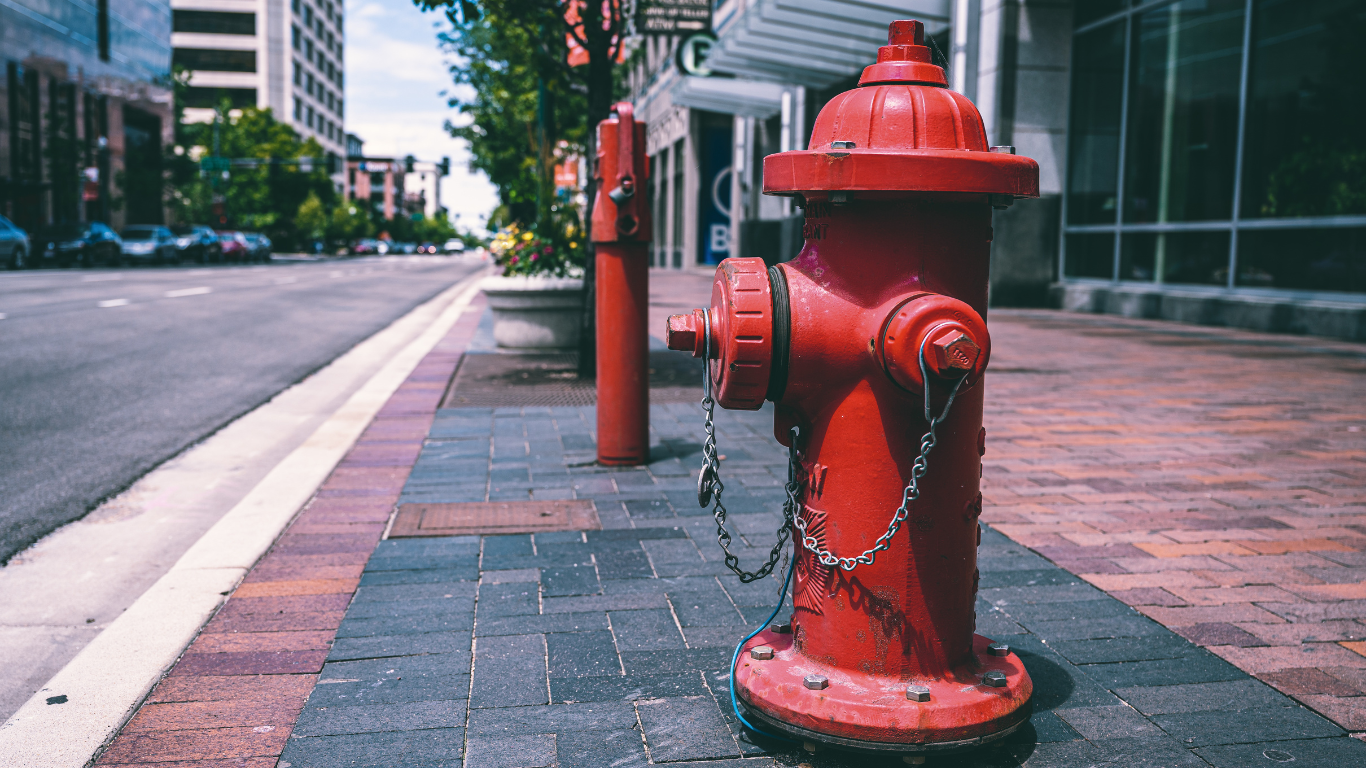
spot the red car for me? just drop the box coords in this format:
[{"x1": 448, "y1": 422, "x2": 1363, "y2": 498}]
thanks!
[{"x1": 215, "y1": 231, "x2": 249, "y2": 263}]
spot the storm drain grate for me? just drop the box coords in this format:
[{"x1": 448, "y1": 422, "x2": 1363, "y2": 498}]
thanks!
[
  {"x1": 442, "y1": 350, "x2": 704, "y2": 408},
  {"x1": 388, "y1": 500, "x2": 601, "y2": 537}
]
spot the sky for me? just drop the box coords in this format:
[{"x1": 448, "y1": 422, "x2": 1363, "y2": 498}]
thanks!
[{"x1": 344, "y1": 0, "x2": 497, "y2": 234}]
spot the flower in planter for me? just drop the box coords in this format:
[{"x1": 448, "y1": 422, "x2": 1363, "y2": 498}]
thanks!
[{"x1": 489, "y1": 220, "x2": 585, "y2": 278}]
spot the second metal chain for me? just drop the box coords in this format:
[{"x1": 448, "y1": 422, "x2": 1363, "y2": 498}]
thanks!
[
  {"x1": 698, "y1": 311, "x2": 798, "y2": 583},
  {"x1": 791, "y1": 333, "x2": 965, "y2": 572}
]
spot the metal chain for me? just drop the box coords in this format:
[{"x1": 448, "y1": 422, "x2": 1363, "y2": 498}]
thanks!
[
  {"x1": 697, "y1": 311, "x2": 799, "y2": 583},
  {"x1": 791, "y1": 332, "x2": 966, "y2": 572}
]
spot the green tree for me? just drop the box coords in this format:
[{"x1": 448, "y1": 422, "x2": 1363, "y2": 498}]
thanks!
[
  {"x1": 171, "y1": 103, "x2": 335, "y2": 249},
  {"x1": 328, "y1": 203, "x2": 373, "y2": 246},
  {"x1": 296, "y1": 192, "x2": 328, "y2": 243},
  {"x1": 419, "y1": 0, "x2": 629, "y2": 372}
]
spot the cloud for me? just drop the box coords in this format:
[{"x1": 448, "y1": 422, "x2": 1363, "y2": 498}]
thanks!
[{"x1": 344, "y1": 0, "x2": 495, "y2": 231}]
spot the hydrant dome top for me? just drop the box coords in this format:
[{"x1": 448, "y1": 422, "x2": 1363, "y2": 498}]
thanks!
[{"x1": 762, "y1": 19, "x2": 1040, "y2": 199}]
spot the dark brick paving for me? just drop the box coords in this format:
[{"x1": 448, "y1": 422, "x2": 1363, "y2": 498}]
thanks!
[{"x1": 280, "y1": 399, "x2": 1366, "y2": 767}]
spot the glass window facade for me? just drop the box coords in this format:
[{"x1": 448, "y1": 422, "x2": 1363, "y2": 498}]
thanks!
[{"x1": 1063, "y1": 0, "x2": 1366, "y2": 294}]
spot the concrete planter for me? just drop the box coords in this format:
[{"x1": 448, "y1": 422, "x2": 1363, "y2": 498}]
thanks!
[{"x1": 479, "y1": 275, "x2": 585, "y2": 350}]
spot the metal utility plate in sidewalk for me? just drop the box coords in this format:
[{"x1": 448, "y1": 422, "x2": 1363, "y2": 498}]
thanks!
[{"x1": 389, "y1": 500, "x2": 601, "y2": 537}]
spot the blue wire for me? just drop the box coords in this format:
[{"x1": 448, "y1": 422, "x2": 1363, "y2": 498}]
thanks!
[{"x1": 728, "y1": 556, "x2": 797, "y2": 743}]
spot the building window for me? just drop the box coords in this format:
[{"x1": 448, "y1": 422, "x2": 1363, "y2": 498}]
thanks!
[
  {"x1": 305, "y1": 39, "x2": 314, "y2": 62},
  {"x1": 306, "y1": 73, "x2": 314, "y2": 96},
  {"x1": 306, "y1": 105, "x2": 314, "y2": 128},
  {"x1": 338, "y1": 98, "x2": 343, "y2": 117},
  {"x1": 304, "y1": 5, "x2": 313, "y2": 26},
  {"x1": 173, "y1": 48, "x2": 257, "y2": 73},
  {"x1": 1063, "y1": 0, "x2": 1366, "y2": 294},
  {"x1": 183, "y1": 86, "x2": 257, "y2": 109},
  {"x1": 294, "y1": 97, "x2": 302, "y2": 120},
  {"x1": 293, "y1": 60, "x2": 301, "y2": 85},
  {"x1": 292, "y1": 0, "x2": 300, "y2": 13},
  {"x1": 97, "y1": 0, "x2": 110, "y2": 61},
  {"x1": 292, "y1": 25, "x2": 301, "y2": 49},
  {"x1": 173, "y1": 10, "x2": 255, "y2": 35}
]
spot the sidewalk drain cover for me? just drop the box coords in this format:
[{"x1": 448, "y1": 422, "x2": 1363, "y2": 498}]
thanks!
[
  {"x1": 389, "y1": 500, "x2": 601, "y2": 537},
  {"x1": 443, "y1": 351, "x2": 704, "y2": 407}
]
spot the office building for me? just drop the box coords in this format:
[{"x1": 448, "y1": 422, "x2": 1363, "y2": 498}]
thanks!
[
  {"x1": 1, "y1": 0, "x2": 174, "y2": 230},
  {"x1": 171, "y1": 0, "x2": 344, "y2": 160},
  {"x1": 628, "y1": 0, "x2": 1365, "y2": 340}
]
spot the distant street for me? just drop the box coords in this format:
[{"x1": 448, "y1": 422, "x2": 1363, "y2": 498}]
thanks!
[{"x1": 0, "y1": 255, "x2": 483, "y2": 562}]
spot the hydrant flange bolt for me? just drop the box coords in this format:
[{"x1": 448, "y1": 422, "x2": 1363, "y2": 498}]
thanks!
[
  {"x1": 983, "y1": 671, "x2": 1008, "y2": 688},
  {"x1": 804, "y1": 674, "x2": 830, "y2": 690},
  {"x1": 750, "y1": 646, "x2": 774, "y2": 660},
  {"x1": 906, "y1": 685, "x2": 931, "y2": 702},
  {"x1": 988, "y1": 642, "x2": 1010, "y2": 657},
  {"x1": 770, "y1": 622, "x2": 792, "y2": 634}
]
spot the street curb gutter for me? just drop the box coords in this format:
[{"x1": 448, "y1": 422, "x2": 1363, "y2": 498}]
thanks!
[{"x1": 0, "y1": 269, "x2": 488, "y2": 768}]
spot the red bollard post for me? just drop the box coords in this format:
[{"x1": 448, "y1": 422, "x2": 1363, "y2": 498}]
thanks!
[{"x1": 592, "y1": 102, "x2": 652, "y2": 465}]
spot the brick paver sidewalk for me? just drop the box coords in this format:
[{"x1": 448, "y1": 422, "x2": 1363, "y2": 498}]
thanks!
[
  {"x1": 87, "y1": 270, "x2": 1366, "y2": 767},
  {"x1": 983, "y1": 310, "x2": 1366, "y2": 733}
]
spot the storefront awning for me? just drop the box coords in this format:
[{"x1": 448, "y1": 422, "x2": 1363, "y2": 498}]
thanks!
[
  {"x1": 669, "y1": 76, "x2": 789, "y2": 119},
  {"x1": 708, "y1": 0, "x2": 950, "y2": 88}
]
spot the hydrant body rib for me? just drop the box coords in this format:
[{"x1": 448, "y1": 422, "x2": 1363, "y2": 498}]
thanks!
[{"x1": 666, "y1": 20, "x2": 1039, "y2": 754}]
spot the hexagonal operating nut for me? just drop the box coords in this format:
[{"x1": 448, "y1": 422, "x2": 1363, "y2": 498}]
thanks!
[
  {"x1": 929, "y1": 327, "x2": 981, "y2": 378},
  {"x1": 803, "y1": 674, "x2": 829, "y2": 690},
  {"x1": 983, "y1": 670, "x2": 1008, "y2": 688},
  {"x1": 750, "y1": 646, "x2": 774, "y2": 660},
  {"x1": 769, "y1": 622, "x2": 792, "y2": 634},
  {"x1": 988, "y1": 642, "x2": 1010, "y2": 657},
  {"x1": 905, "y1": 684, "x2": 931, "y2": 702},
  {"x1": 665, "y1": 310, "x2": 708, "y2": 358}
]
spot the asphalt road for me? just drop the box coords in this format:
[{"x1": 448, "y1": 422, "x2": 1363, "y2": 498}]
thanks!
[{"x1": 0, "y1": 255, "x2": 484, "y2": 563}]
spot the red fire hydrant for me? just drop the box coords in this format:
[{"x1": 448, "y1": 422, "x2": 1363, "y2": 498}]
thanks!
[
  {"x1": 592, "y1": 102, "x2": 652, "y2": 465},
  {"x1": 666, "y1": 20, "x2": 1038, "y2": 755}
]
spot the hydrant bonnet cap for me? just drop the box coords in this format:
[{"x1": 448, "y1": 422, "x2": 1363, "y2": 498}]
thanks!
[{"x1": 761, "y1": 20, "x2": 1040, "y2": 199}]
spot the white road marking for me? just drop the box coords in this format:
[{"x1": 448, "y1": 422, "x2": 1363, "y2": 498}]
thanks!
[
  {"x1": 81, "y1": 275, "x2": 122, "y2": 283},
  {"x1": 0, "y1": 270, "x2": 489, "y2": 767},
  {"x1": 97, "y1": 299, "x2": 130, "y2": 308},
  {"x1": 329, "y1": 271, "x2": 344, "y2": 278},
  {"x1": 164, "y1": 287, "x2": 211, "y2": 298},
  {"x1": 186, "y1": 269, "x2": 213, "y2": 276},
  {"x1": 273, "y1": 277, "x2": 298, "y2": 285},
  {"x1": 0, "y1": 313, "x2": 6, "y2": 320}
]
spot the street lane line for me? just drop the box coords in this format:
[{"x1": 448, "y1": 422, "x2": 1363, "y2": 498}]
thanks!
[
  {"x1": 0, "y1": 268, "x2": 488, "y2": 768},
  {"x1": 81, "y1": 275, "x2": 122, "y2": 282},
  {"x1": 97, "y1": 299, "x2": 130, "y2": 308},
  {"x1": 274, "y1": 277, "x2": 298, "y2": 285},
  {"x1": 164, "y1": 287, "x2": 211, "y2": 298},
  {"x1": 0, "y1": 313, "x2": 6, "y2": 320}
]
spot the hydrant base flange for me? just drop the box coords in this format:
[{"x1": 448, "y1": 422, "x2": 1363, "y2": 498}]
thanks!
[{"x1": 735, "y1": 631, "x2": 1032, "y2": 753}]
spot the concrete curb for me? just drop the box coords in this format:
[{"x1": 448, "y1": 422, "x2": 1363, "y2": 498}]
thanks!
[{"x1": 0, "y1": 270, "x2": 488, "y2": 768}]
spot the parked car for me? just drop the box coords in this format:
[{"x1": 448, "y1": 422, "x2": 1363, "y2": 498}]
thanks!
[
  {"x1": 216, "y1": 230, "x2": 249, "y2": 262},
  {"x1": 0, "y1": 214, "x2": 30, "y2": 269},
  {"x1": 442, "y1": 238, "x2": 466, "y2": 254},
  {"x1": 242, "y1": 233, "x2": 273, "y2": 262},
  {"x1": 35, "y1": 221, "x2": 122, "y2": 267},
  {"x1": 120, "y1": 225, "x2": 178, "y2": 265},
  {"x1": 171, "y1": 225, "x2": 222, "y2": 263},
  {"x1": 352, "y1": 239, "x2": 381, "y2": 255}
]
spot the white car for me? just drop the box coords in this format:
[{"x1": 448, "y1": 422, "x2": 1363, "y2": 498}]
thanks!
[{"x1": 443, "y1": 239, "x2": 466, "y2": 254}]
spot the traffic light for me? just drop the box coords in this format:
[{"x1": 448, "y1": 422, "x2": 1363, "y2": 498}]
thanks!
[
  {"x1": 404, "y1": 154, "x2": 415, "y2": 173},
  {"x1": 439, "y1": 156, "x2": 450, "y2": 176}
]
